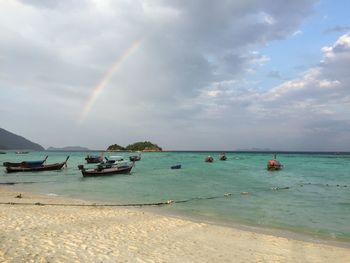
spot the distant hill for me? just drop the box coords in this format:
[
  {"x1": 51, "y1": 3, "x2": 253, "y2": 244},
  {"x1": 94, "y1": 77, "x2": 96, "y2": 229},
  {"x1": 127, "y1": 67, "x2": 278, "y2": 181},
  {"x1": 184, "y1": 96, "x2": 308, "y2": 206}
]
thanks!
[
  {"x1": 47, "y1": 146, "x2": 90, "y2": 151},
  {"x1": 0, "y1": 128, "x2": 44, "y2": 151}
]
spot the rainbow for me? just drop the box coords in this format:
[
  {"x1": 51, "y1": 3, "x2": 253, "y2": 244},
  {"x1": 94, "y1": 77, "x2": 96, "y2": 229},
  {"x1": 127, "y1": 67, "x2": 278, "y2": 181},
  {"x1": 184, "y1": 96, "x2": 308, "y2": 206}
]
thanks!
[{"x1": 78, "y1": 39, "x2": 142, "y2": 124}]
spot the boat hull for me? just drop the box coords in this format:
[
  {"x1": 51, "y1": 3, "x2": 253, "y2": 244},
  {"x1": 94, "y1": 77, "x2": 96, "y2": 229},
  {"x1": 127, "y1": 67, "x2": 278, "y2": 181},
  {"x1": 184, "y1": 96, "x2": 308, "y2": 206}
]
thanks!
[
  {"x1": 267, "y1": 166, "x2": 282, "y2": 171},
  {"x1": 5, "y1": 156, "x2": 68, "y2": 173},
  {"x1": 81, "y1": 165, "x2": 133, "y2": 177},
  {"x1": 6, "y1": 162, "x2": 66, "y2": 173}
]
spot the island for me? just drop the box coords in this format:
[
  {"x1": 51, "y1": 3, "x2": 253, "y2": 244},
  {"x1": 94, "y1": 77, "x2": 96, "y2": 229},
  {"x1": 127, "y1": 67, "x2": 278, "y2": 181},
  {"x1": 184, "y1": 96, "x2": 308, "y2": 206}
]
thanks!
[{"x1": 107, "y1": 141, "x2": 162, "y2": 152}]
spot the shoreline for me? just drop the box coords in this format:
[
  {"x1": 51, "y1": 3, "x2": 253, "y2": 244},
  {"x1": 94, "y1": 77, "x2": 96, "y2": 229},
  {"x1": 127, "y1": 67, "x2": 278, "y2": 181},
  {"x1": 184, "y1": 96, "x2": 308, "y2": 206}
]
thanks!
[
  {"x1": 0, "y1": 184, "x2": 350, "y2": 248},
  {"x1": 147, "y1": 205, "x2": 350, "y2": 249},
  {"x1": 8, "y1": 182, "x2": 350, "y2": 246},
  {"x1": 1, "y1": 186, "x2": 350, "y2": 262}
]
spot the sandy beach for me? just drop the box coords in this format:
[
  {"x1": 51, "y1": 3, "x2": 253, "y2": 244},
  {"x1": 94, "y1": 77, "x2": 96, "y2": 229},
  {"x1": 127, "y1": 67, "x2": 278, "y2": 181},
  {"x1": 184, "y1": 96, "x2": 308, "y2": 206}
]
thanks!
[{"x1": 0, "y1": 187, "x2": 349, "y2": 262}]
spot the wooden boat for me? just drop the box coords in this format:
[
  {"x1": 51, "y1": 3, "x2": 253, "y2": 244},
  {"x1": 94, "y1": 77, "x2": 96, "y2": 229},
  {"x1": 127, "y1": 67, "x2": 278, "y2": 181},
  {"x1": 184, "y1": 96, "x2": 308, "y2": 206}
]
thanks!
[
  {"x1": 6, "y1": 156, "x2": 69, "y2": 173},
  {"x1": 267, "y1": 155, "x2": 283, "y2": 171},
  {"x1": 129, "y1": 155, "x2": 141, "y2": 161},
  {"x1": 205, "y1": 156, "x2": 214, "y2": 162},
  {"x1": 219, "y1": 153, "x2": 227, "y2": 161},
  {"x1": 171, "y1": 164, "x2": 181, "y2": 169},
  {"x1": 85, "y1": 155, "x2": 103, "y2": 163},
  {"x1": 3, "y1": 156, "x2": 48, "y2": 167},
  {"x1": 78, "y1": 162, "x2": 134, "y2": 177}
]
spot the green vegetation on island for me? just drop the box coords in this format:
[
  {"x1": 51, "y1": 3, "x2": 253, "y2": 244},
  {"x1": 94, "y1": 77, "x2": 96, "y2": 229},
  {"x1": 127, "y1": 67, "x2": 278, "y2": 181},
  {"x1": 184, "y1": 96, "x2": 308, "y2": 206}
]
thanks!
[
  {"x1": 107, "y1": 141, "x2": 162, "y2": 152},
  {"x1": 107, "y1": 144, "x2": 125, "y2": 151},
  {"x1": 126, "y1": 141, "x2": 162, "y2": 151}
]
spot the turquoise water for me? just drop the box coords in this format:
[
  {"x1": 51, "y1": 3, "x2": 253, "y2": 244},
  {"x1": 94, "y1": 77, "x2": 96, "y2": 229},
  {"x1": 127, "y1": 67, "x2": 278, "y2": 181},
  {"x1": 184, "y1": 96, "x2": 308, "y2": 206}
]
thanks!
[{"x1": 1, "y1": 151, "x2": 349, "y2": 241}]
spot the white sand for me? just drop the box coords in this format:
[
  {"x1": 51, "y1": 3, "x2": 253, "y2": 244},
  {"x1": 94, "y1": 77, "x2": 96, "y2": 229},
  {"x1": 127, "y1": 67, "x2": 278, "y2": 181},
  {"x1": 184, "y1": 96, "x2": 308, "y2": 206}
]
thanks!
[{"x1": 0, "y1": 187, "x2": 349, "y2": 262}]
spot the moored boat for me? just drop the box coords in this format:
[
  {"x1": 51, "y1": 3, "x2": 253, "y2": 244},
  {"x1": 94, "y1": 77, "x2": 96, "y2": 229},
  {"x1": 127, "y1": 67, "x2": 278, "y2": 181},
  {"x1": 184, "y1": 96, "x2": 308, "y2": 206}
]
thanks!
[
  {"x1": 267, "y1": 154, "x2": 283, "y2": 171},
  {"x1": 78, "y1": 162, "x2": 134, "y2": 177},
  {"x1": 205, "y1": 156, "x2": 214, "y2": 162},
  {"x1": 6, "y1": 156, "x2": 69, "y2": 173},
  {"x1": 3, "y1": 156, "x2": 48, "y2": 167},
  {"x1": 219, "y1": 153, "x2": 227, "y2": 161},
  {"x1": 129, "y1": 155, "x2": 141, "y2": 161},
  {"x1": 85, "y1": 155, "x2": 103, "y2": 163},
  {"x1": 171, "y1": 164, "x2": 181, "y2": 169}
]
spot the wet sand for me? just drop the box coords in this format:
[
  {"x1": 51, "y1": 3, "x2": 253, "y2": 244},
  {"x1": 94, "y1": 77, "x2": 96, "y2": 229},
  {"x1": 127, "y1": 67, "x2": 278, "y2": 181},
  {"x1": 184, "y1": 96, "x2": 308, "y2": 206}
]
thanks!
[{"x1": 0, "y1": 187, "x2": 349, "y2": 262}]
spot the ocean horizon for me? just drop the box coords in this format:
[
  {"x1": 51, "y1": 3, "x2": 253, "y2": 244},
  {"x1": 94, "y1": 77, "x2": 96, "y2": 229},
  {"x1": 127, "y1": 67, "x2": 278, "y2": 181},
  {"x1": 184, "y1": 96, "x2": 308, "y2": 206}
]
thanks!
[{"x1": 6, "y1": 149, "x2": 350, "y2": 154}]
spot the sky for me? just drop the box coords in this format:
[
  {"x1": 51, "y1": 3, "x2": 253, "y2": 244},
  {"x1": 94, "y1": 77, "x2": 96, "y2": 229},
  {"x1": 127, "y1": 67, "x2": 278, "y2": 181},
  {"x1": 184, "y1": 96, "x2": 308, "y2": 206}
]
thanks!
[{"x1": 1, "y1": 0, "x2": 350, "y2": 151}]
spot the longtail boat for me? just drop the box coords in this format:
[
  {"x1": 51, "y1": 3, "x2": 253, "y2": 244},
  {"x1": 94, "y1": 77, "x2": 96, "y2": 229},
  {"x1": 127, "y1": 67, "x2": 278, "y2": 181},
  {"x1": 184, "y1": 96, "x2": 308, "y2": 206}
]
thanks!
[
  {"x1": 6, "y1": 156, "x2": 69, "y2": 173},
  {"x1": 267, "y1": 154, "x2": 283, "y2": 171},
  {"x1": 85, "y1": 155, "x2": 103, "y2": 163},
  {"x1": 219, "y1": 153, "x2": 227, "y2": 161},
  {"x1": 78, "y1": 162, "x2": 134, "y2": 177},
  {"x1": 205, "y1": 156, "x2": 214, "y2": 162},
  {"x1": 129, "y1": 155, "x2": 141, "y2": 161},
  {"x1": 3, "y1": 156, "x2": 48, "y2": 167}
]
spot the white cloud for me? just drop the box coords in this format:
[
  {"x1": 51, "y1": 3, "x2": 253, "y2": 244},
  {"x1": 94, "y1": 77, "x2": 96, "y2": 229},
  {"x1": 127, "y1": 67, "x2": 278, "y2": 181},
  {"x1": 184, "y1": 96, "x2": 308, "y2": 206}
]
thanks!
[
  {"x1": 292, "y1": 30, "x2": 302, "y2": 36},
  {"x1": 195, "y1": 33, "x2": 350, "y2": 150}
]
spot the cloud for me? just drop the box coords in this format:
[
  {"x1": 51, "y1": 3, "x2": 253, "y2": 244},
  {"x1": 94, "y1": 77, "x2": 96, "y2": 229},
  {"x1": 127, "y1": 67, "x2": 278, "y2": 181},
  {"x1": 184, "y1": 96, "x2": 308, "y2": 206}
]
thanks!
[
  {"x1": 197, "y1": 33, "x2": 350, "y2": 150},
  {"x1": 2, "y1": 0, "x2": 333, "y2": 150},
  {"x1": 292, "y1": 30, "x2": 302, "y2": 36},
  {"x1": 324, "y1": 25, "x2": 350, "y2": 34}
]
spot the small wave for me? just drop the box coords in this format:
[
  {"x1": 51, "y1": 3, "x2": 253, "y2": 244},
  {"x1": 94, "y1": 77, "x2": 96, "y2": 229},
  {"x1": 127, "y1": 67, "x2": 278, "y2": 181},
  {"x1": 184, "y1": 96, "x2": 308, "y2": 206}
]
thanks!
[{"x1": 47, "y1": 193, "x2": 58, "y2": 196}]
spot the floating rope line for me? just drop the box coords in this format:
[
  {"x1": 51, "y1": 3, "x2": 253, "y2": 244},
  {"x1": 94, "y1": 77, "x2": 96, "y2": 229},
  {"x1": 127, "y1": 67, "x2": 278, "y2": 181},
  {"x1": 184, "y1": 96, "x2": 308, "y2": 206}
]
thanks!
[
  {"x1": 269, "y1": 183, "x2": 349, "y2": 191},
  {"x1": 0, "y1": 193, "x2": 233, "y2": 207},
  {"x1": 1, "y1": 182, "x2": 36, "y2": 185},
  {"x1": 270, "y1": 187, "x2": 290, "y2": 191},
  {"x1": 299, "y1": 183, "x2": 348, "y2": 188},
  {"x1": 0, "y1": 181, "x2": 58, "y2": 185},
  {"x1": 3, "y1": 183, "x2": 346, "y2": 208}
]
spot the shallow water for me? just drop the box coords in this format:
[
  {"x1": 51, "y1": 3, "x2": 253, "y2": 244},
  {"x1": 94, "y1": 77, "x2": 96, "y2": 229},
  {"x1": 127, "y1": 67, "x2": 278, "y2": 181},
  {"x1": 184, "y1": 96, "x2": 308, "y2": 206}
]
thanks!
[{"x1": 1, "y1": 151, "x2": 349, "y2": 241}]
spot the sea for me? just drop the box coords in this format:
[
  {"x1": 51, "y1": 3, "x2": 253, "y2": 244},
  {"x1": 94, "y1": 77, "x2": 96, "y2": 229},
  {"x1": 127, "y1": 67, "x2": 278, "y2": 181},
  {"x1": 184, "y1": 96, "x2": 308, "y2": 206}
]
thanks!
[{"x1": 1, "y1": 151, "x2": 349, "y2": 242}]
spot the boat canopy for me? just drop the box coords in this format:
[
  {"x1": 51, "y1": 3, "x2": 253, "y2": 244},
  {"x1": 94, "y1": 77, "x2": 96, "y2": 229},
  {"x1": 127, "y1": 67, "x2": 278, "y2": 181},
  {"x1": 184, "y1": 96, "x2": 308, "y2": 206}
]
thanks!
[
  {"x1": 108, "y1": 156, "x2": 124, "y2": 161},
  {"x1": 25, "y1": 160, "x2": 44, "y2": 166}
]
